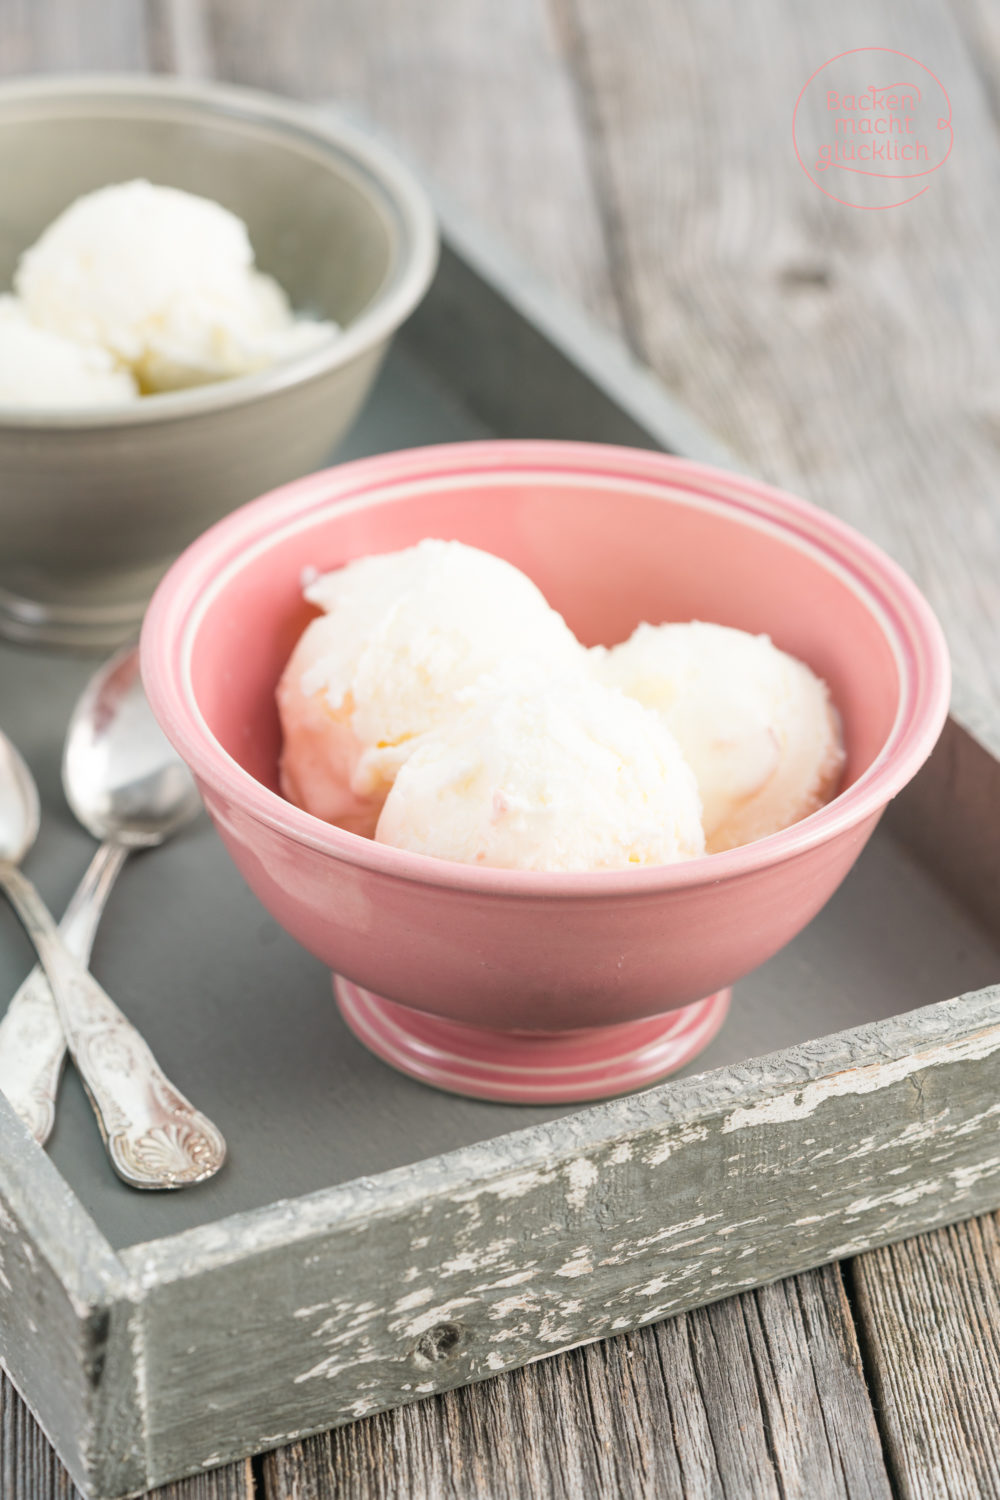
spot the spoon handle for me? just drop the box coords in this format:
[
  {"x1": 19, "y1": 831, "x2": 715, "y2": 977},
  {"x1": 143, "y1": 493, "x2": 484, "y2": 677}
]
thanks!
[
  {"x1": 0, "y1": 842, "x2": 128, "y2": 1144},
  {"x1": 0, "y1": 861, "x2": 226, "y2": 1190}
]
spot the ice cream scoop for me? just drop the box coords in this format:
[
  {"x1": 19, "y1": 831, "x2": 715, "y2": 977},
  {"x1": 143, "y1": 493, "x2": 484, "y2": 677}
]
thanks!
[
  {"x1": 0, "y1": 295, "x2": 137, "y2": 407},
  {"x1": 374, "y1": 668, "x2": 705, "y2": 871},
  {"x1": 278, "y1": 540, "x2": 586, "y2": 836},
  {"x1": 592, "y1": 620, "x2": 844, "y2": 852},
  {"x1": 15, "y1": 179, "x2": 334, "y2": 393}
]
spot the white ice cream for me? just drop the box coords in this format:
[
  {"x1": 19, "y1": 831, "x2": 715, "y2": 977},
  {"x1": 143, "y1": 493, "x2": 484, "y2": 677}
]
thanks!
[
  {"x1": 278, "y1": 540, "x2": 587, "y2": 837},
  {"x1": 375, "y1": 669, "x2": 706, "y2": 871},
  {"x1": 15, "y1": 180, "x2": 334, "y2": 393},
  {"x1": 592, "y1": 621, "x2": 844, "y2": 852},
  {"x1": 0, "y1": 295, "x2": 138, "y2": 408}
]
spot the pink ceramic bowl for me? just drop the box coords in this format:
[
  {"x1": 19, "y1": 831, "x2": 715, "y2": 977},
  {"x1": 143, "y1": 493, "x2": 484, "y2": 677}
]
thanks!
[{"x1": 141, "y1": 441, "x2": 950, "y2": 1103}]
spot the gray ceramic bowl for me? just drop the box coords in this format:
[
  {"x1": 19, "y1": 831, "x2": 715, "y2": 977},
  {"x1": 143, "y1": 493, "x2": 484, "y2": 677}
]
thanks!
[{"x1": 0, "y1": 76, "x2": 438, "y2": 648}]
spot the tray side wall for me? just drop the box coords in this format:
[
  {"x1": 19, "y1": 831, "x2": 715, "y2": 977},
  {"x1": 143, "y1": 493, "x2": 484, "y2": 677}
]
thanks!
[
  {"x1": 124, "y1": 990, "x2": 1000, "y2": 1492},
  {"x1": 0, "y1": 1102, "x2": 146, "y2": 1500},
  {"x1": 886, "y1": 701, "x2": 1000, "y2": 943},
  {"x1": 399, "y1": 201, "x2": 735, "y2": 464}
]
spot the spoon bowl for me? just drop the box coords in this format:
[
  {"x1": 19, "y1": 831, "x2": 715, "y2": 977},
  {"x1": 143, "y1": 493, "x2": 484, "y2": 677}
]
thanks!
[
  {"x1": 0, "y1": 655, "x2": 223, "y2": 1183},
  {"x1": 63, "y1": 645, "x2": 202, "y2": 847},
  {"x1": 0, "y1": 729, "x2": 40, "y2": 866}
]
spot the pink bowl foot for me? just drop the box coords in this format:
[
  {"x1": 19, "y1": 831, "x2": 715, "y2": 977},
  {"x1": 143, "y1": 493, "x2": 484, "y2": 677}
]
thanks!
[{"x1": 334, "y1": 978, "x2": 731, "y2": 1104}]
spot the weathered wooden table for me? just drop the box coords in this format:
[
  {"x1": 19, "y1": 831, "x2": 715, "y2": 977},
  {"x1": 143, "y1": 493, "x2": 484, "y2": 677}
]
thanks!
[{"x1": 3, "y1": 1, "x2": 1000, "y2": 1496}]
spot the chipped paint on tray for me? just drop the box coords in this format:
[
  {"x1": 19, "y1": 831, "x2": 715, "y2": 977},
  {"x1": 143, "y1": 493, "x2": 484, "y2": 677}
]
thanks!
[{"x1": 722, "y1": 1027, "x2": 1000, "y2": 1133}]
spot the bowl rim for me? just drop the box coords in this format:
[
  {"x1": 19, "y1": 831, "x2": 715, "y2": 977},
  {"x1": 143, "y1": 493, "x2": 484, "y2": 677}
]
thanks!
[
  {"x1": 140, "y1": 439, "x2": 952, "y2": 897},
  {"x1": 0, "y1": 74, "x2": 439, "y2": 429}
]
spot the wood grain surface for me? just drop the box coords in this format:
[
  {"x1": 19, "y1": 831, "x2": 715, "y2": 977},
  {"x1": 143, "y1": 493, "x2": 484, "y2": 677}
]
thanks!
[
  {"x1": 0, "y1": 0, "x2": 147, "y2": 74},
  {"x1": 1, "y1": 0, "x2": 1000, "y2": 1497},
  {"x1": 263, "y1": 1267, "x2": 891, "y2": 1500},
  {"x1": 2, "y1": 1369, "x2": 256, "y2": 1500},
  {"x1": 852, "y1": 1219, "x2": 1000, "y2": 1500},
  {"x1": 202, "y1": 0, "x2": 622, "y2": 333}
]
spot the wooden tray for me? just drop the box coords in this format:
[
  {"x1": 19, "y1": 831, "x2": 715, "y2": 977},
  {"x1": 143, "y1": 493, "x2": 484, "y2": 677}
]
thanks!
[{"x1": 1, "y1": 202, "x2": 999, "y2": 1500}]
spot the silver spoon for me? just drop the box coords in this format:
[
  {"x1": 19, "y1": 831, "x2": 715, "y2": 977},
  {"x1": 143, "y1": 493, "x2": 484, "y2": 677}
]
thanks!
[
  {"x1": 0, "y1": 646, "x2": 204, "y2": 1145},
  {"x1": 0, "y1": 714, "x2": 225, "y2": 1190}
]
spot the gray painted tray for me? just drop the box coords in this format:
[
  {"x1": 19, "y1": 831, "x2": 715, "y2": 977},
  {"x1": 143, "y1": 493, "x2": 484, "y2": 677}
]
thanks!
[{"x1": 2, "y1": 205, "x2": 1000, "y2": 1500}]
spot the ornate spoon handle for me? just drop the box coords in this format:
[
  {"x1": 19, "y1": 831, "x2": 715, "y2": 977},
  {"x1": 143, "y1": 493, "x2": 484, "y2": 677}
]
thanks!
[
  {"x1": 0, "y1": 841, "x2": 128, "y2": 1144},
  {"x1": 0, "y1": 861, "x2": 226, "y2": 1190}
]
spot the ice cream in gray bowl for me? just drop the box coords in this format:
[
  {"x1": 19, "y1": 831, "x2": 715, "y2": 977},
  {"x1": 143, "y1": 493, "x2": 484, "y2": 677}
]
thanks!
[{"x1": 0, "y1": 75, "x2": 438, "y2": 648}]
